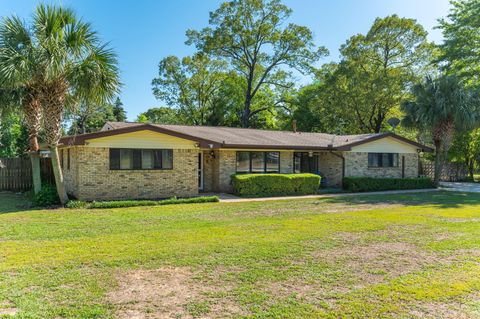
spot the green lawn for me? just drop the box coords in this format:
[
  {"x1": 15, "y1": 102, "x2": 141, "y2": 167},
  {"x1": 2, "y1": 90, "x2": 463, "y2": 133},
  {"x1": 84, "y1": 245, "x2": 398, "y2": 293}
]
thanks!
[{"x1": 1, "y1": 191, "x2": 480, "y2": 318}]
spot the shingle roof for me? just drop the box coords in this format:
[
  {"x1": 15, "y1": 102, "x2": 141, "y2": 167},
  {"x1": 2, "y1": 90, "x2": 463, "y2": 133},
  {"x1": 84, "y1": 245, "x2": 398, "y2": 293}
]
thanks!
[{"x1": 60, "y1": 121, "x2": 433, "y2": 152}]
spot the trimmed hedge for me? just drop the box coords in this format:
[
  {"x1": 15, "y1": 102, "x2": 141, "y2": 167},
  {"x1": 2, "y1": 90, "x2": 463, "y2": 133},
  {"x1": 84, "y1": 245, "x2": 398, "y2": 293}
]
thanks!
[
  {"x1": 65, "y1": 196, "x2": 219, "y2": 209},
  {"x1": 342, "y1": 177, "x2": 435, "y2": 192},
  {"x1": 232, "y1": 173, "x2": 321, "y2": 197}
]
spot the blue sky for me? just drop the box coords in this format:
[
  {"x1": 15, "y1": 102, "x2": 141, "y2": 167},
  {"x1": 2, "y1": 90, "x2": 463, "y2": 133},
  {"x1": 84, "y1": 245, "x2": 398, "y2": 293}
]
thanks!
[{"x1": 0, "y1": 0, "x2": 451, "y2": 120}]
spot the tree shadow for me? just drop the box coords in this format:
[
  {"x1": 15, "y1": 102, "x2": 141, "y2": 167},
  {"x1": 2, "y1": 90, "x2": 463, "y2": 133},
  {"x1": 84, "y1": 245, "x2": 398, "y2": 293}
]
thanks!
[
  {"x1": 0, "y1": 192, "x2": 36, "y2": 214},
  {"x1": 316, "y1": 191, "x2": 480, "y2": 209}
]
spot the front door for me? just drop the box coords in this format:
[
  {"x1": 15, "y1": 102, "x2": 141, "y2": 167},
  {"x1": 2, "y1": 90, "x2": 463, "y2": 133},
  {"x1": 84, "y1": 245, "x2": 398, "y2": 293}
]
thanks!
[
  {"x1": 294, "y1": 152, "x2": 319, "y2": 174},
  {"x1": 198, "y1": 152, "x2": 204, "y2": 191}
]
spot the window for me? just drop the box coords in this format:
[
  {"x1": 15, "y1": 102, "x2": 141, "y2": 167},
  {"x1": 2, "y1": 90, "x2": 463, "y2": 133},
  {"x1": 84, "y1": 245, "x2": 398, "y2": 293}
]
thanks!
[
  {"x1": 368, "y1": 153, "x2": 399, "y2": 168},
  {"x1": 109, "y1": 149, "x2": 173, "y2": 170},
  {"x1": 235, "y1": 151, "x2": 280, "y2": 173},
  {"x1": 60, "y1": 149, "x2": 64, "y2": 169},
  {"x1": 266, "y1": 152, "x2": 280, "y2": 172}
]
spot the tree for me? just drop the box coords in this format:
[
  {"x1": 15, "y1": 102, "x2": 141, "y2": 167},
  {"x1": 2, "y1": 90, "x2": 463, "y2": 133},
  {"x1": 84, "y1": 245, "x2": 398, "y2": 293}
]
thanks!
[
  {"x1": 0, "y1": 31, "x2": 44, "y2": 193},
  {"x1": 68, "y1": 102, "x2": 118, "y2": 134},
  {"x1": 0, "y1": 5, "x2": 120, "y2": 204},
  {"x1": 136, "y1": 107, "x2": 182, "y2": 124},
  {"x1": 152, "y1": 53, "x2": 227, "y2": 125},
  {"x1": 449, "y1": 129, "x2": 480, "y2": 178},
  {"x1": 438, "y1": 0, "x2": 480, "y2": 84},
  {"x1": 0, "y1": 111, "x2": 29, "y2": 157},
  {"x1": 186, "y1": 0, "x2": 327, "y2": 127},
  {"x1": 112, "y1": 97, "x2": 127, "y2": 122},
  {"x1": 401, "y1": 75, "x2": 478, "y2": 185},
  {"x1": 322, "y1": 15, "x2": 435, "y2": 133}
]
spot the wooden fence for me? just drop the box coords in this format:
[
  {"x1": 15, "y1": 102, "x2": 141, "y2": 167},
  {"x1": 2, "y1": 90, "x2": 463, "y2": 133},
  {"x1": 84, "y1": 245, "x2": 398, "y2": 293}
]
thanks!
[
  {"x1": 420, "y1": 161, "x2": 469, "y2": 182},
  {"x1": 0, "y1": 157, "x2": 54, "y2": 192}
]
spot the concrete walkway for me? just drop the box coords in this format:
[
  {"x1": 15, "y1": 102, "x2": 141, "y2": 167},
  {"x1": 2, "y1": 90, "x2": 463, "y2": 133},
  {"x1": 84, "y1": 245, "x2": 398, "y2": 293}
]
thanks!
[
  {"x1": 217, "y1": 188, "x2": 438, "y2": 203},
  {"x1": 439, "y1": 182, "x2": 480, "y2": 193}
]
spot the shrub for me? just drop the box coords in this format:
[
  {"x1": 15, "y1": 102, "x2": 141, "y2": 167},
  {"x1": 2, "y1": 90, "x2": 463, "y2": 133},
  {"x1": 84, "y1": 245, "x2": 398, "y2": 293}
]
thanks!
[
  {"x1": 65, "y1": 200, "x2": 88, "y2": 209},
  {"x1": 342, "y1": 177, "x2": 435, "y2": 192},
  {"x1": 84, "y1": 196, "x2": 219, "y2": 209},
  {"x1": 33, "y1": 184, "x2": 60, "y2": 206},
  {"x1": 232, "y1": 173, "x2": 321, "y2": 197}
]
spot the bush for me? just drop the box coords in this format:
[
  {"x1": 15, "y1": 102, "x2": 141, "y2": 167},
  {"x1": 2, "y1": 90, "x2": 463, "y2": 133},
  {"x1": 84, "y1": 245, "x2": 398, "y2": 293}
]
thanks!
[
  {"x1": 80, "y1": 196, "x2": 219, "y2": 209},
  {"x1": 232, "y1": 173, "x2": 321, "y2": 197},
  {"x1": 342, "y1": 177, "x2": 435, "y2": 192},
  {"x1": 65, "y1": 200, "x2": 88, "y2": 209},
  {"x1": 33, "y1": 184, "x2": 60, "y2": 206}
]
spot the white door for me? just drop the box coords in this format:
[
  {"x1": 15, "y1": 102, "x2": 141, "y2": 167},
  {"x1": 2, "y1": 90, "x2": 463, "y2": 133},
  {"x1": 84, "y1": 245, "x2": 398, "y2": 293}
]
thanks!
[{"x1": 198, "y1": 152, "x2": 204, "y2": 191}]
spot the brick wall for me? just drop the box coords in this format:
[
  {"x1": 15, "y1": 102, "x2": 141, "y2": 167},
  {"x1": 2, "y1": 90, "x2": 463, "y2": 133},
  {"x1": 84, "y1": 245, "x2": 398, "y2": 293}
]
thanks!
[
  {"x1": 67, "y1": 147, "x2": 198, "y2": 201},
  {"x1": 344, "y1": 152, "x2": 419, "y2": 179},
  {"x1": 62, "y1": 147, "x2": 79, "y2": 198},
  {"x1": 318, "y1": 152, "x2": 343, "y2": 187}
]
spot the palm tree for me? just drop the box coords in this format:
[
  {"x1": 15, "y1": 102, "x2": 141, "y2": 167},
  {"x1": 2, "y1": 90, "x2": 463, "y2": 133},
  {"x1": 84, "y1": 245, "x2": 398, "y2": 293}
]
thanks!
[
  {"x1": 0, "y1": 18, "x2": 44, "y2": 194},
  {"x1": 0, "y1": 5, "x2": 119, "y2": 204},
  {"x1": 401, "y1": 75, "x2": 479, "y2": 186}
]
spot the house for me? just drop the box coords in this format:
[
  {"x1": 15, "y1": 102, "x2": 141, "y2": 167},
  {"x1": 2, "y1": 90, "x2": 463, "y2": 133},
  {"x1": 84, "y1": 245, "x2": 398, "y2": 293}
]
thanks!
[{"x1": 58, "y1": 122, "x2": 433, "y2": 201}]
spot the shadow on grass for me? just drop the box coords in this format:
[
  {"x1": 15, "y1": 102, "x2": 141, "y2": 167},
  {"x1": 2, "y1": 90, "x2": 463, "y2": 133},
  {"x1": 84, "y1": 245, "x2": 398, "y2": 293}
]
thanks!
[
  {"x1": 318, "y1": 191, "x2": 480, "y2": 209},
  {"x1": 0, "y1": 192, "x2": 35, "y2": 214}
]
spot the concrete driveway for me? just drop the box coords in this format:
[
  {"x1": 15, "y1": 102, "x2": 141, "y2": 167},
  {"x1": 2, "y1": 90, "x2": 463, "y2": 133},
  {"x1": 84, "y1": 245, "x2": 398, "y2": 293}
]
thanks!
[{"x1": 439, "y1": 182, "x2": 480, "y2": 193}]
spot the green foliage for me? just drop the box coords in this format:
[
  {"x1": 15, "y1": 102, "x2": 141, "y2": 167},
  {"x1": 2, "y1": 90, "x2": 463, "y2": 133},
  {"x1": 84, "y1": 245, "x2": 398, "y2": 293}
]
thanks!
[
  {"x1": 152, "y1": 53, "x2": 229, "y2": 125},
  {"x1": 33, "y1": 184, "x2": 60, "y2": 206},
  {"x1": 136, "y1": 106, "x2": 181, "y2": 124},
  {"x1": 342, "y1": 177, "x2": 435, "y2": 192},
  {"x1": 401, "y1": 75, "x2": 479, "y2": 184},
  {"x1": 186, "y1": 0, "x2": 327, "y2": 127},
  {"x1": 68, "y1": 98, "x2": 127, "y2": 134},
  {"x1": 112, "y1": 97, "x2": 127, "y2": 122},
  {"x1": 76, "y1": 196, "x2": 219, "y2": 209},
  {"x1": 448, "y1": 128, "x2": 480, "y2": 177},
  {"x1": 299, "y1": 15, "x2": 435, "y2": 134},
  {"x1": 232, "y1": 173, "x2": 320, "y2": 197},
  {"x1": 65, "y1": 200, "x2": 88, "y2": 209},
  {"x1": 438, "y1": 0, "x2": 480, "y2": 84},
  {"x1": 0, "y1": 112, "x2": 28, "y2": 157}
]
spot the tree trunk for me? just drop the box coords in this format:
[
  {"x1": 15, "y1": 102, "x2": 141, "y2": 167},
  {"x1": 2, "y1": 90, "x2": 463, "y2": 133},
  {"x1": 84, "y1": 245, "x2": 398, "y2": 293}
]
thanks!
[
  {"x1": 49, "y1": 146, "x2": 68, "y2": 205},
  {"x1": 242, "y1": 99, "x2": 251, "y2": 128},
  {"x1": 25, "y1": 98, "x2": 42, "y2": 194},
  {"x1": 30, "y1": 152, "x2": 42, "y2": 194},
  {"x1": 433, "y1": 140, "x2": 442, "y2": 187}
]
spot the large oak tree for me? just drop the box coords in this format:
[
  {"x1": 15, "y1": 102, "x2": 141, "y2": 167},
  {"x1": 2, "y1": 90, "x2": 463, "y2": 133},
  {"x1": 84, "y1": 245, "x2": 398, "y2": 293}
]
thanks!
[{"x1": 186, "y1": 0, "x2": 327, "y2": 127}]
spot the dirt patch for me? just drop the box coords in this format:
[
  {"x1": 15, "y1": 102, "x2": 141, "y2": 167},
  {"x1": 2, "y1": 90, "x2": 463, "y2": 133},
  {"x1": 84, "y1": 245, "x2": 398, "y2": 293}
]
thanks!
[
  {"x1": 108, "y1": 266, "x2": 242, "y2": 319},
  {"x1": 0, "y1": 300, "x2": 18, "y2": 316},
  {"x1": 409, "y1": 298, "x2": 479, "y2": 319},
  {"x1": 264, "y1": 238, "x2": 453, "y2": 307},
  {"x1": 314, "y1": 242, "x2": 447, "y2": 284}
]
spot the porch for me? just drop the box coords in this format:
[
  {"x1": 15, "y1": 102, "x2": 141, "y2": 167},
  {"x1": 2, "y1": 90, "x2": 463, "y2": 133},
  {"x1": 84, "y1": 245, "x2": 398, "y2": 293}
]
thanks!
[{"x1": 198, "y1": 150, "x2": 344, "y2": 193}]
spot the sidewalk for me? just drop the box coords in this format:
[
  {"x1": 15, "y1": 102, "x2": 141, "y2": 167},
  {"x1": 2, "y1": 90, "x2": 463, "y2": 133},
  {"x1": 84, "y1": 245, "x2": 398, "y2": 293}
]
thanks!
[{"x1": 216, "y1": 188, "x2": 439, "y2": 203}]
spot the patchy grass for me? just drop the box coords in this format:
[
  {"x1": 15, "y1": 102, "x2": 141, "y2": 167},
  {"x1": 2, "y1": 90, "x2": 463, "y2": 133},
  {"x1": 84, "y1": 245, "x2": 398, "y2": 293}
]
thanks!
[{"x1": 1, "y1": 191, "x2": 480, "y2": 318}]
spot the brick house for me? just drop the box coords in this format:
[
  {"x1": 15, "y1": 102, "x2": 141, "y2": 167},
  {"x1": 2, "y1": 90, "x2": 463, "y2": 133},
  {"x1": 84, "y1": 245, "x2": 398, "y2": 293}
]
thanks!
[{"x1": 58, "y1": 122, "x2": 433, "y2": 201}]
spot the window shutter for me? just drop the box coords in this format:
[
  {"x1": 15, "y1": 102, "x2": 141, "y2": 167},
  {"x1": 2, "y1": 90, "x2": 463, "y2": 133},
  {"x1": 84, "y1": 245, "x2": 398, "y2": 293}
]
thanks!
[{"x1": 109, "y1": 149, "x2": 120, "y2": 170}]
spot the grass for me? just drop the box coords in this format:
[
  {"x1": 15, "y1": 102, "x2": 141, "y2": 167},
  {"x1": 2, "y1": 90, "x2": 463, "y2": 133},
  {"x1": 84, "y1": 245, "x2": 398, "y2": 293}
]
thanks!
[{"x1": 0, "y1": 191, "x2": 480, "y2": 318}]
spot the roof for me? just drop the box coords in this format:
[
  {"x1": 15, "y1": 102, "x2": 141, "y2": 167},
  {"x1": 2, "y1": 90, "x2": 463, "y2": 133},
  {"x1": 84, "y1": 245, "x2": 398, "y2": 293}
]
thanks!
[{"x1": 59, "y1": 121, "x2": 433, "y2": 152}]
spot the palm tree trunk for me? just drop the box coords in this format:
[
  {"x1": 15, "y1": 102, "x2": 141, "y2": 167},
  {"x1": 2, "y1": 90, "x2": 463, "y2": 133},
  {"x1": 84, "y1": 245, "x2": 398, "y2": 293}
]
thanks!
[
  {"x1": 30, "y1": 152, "x2": 42, "y2": 194},
  {"x1": 24, "y1": 98, "x2": 42, "y2": 194},
  {"x1": 49, "y1": 146, "x2": 68, "y2": 205}
]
